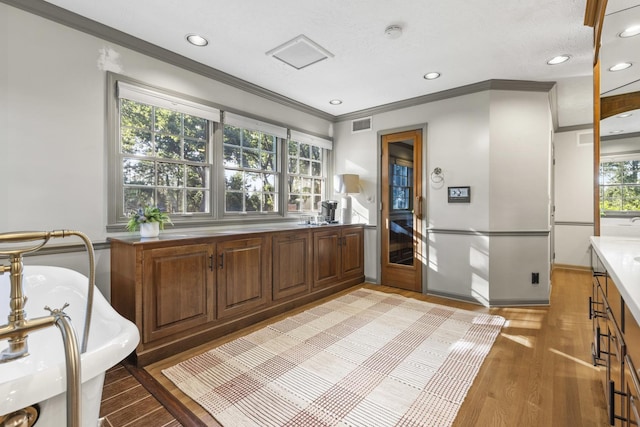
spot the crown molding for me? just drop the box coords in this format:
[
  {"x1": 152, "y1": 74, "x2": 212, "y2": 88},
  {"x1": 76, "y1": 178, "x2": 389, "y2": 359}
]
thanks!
[{"x1": 335, "y1": 80, "x2": 556, "y2": 122}]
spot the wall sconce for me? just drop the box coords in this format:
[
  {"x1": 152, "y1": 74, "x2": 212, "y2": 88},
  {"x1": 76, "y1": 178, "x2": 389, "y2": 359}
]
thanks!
[{"x1": 335, "y1": 174, "x2": 360, "y2": 224}]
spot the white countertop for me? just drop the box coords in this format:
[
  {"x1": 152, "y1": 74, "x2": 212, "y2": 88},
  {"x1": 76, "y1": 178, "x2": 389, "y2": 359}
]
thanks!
[{"x1": 590, "y1": 236, "x2": 640, "y2": 324}]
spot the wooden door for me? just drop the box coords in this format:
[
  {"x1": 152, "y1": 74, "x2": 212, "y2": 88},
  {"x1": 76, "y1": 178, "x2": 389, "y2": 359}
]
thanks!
[
  {"x1": 216, "y1": 237, "x2": 269, "y2": 319},
  {"x1": 142, "y1": 243, "x2": 215, "y2": 343},
  {"x1": 341, "y1": 226, "x2": 364, "y2": 279},
  {"x1": 272, "y1": 230, "x2": 311, "y2": 301},
  {"x1": 312, "y1": 229, "x2": 341, "y2": 289},
  {"x1": 381, "y1": 129, "x2": 423, "y2": 292}
]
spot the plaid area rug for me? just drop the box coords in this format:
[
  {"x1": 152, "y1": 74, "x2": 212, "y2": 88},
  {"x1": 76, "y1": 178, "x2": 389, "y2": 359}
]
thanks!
[{"x1": 162, "y1": 288, "x2": 505, "y2": 426}]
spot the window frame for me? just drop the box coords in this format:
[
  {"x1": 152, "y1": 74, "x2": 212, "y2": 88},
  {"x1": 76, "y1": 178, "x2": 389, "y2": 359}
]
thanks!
[
  {"x1": 599, "y1": 158, "x2": 640, "y2": 217},
  {"x1": 106, "y1": 73, "x2": 333, "y2": 231}
]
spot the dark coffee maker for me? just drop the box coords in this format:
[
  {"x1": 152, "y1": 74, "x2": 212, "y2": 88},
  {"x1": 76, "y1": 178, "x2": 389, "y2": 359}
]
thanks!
[{"x1": 321, "y1": 200, "x2": 339, "y2": 223}]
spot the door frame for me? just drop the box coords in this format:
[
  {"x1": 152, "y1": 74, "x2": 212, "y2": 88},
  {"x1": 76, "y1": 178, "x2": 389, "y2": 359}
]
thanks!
[{"x1": 376, "y1": 124, "x2": 428, "y2": 292}]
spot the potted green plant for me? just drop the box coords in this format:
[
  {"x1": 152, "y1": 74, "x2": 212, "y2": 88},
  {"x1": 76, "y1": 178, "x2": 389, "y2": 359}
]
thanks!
[{"x1": 126, "y1": 206, "x2": 172, "y2": 237}]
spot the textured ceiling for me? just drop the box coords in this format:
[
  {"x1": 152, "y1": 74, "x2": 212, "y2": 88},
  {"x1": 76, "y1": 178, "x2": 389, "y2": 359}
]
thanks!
[{"x1": 38, "y1": 0, "x2": 596, "y2": 126}]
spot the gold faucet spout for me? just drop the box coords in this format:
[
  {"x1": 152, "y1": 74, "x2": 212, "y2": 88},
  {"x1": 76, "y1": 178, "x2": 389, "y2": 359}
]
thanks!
[{"x1": 0, "y1": 315, "x2": 58, "y2": 361}]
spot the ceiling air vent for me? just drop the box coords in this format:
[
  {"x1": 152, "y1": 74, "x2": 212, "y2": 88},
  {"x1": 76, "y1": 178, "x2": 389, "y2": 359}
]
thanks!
[
  {"x1": 577, "y1": 130, "x2": 593, "y2": 146},
  {"x1": 351, "y1": 117, "x2": 372, "y2": 134}
]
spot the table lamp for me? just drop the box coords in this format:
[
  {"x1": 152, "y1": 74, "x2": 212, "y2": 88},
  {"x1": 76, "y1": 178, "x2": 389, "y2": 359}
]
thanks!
[{"x1": 335, "y1": 174, "x2": 360, "y2": 224}]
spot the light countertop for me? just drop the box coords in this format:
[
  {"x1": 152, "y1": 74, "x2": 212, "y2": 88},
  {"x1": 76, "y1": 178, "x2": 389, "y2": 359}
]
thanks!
[{"x1": 590, "y1": 236, "x2": 640, "y2": 324}]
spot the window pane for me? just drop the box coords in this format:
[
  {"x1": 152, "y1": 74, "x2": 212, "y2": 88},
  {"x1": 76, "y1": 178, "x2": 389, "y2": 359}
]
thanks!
[
  {"x1": 300, "y1": 160, "x2": 311, "y2": 175},
  {"x1": 184, "y1": 115, "x2": 207, "y2": 139},
  {"x1": 311, "y1": 146, "x2": 321, "y2": 161},
  {"x1": 601, "y1": 185, "x2": 622, "y2": 210},
  {"x1": 186, "y1": 165, "x2": 208, "y2": 188},
  {"x1": 121, "y1": 129, "x2": 152, "y2": 156},
  {"x1": 242, "y1": 130, "x2": 260, "y2": 149},
  {"x1": 157, "y1": 162, "x2": 183, "y2": 187},
  {"x1": 288, "y1": 141, "x2": 298, "y2": 157},
  {"x1": 225, "y1": 192, "x2": 243, "y2": 212},
  {"x1": 245, "y1": 172, "x2": 262, "y2": 192},
  {"x1": 225, "y1": 170, "x2": 244, "y2": 191},
  {"x1": 261, "y1": 152, "x2": 275, "y2": 171},
  {"x1": 242, "y1": 149, "x2": 260, "y2": 169},
  {"x1": 263, "y1": 194, "x2": 276, "y2": 212},
  {"x1": 120, "y1": 99, "x2": 151, "y2": 128},
  {"x1": 245, "y1": 192, "x2": 261, "y2": 211},
  {"x1": 187, "y1": 189, "x2": 208, "y2": 212},
  {"x1": 157, "y1": 188, "x2": 183, "y2": 213},
  {"x1": 185, "y1": 138, "x2": 206, "y2": 162},
  {"x1": 300, "y1": 144, "x2": 310, "y2": 159},
  {"x1": 224, "y1": 145, "x2": 241, "y2": 167},
  {"x1": 311, "y1": 161, "x2": 321, "y2": 176},
  {"x1": 288, "y1": 158, "x2": 298, "y2": 174},
  {"x1": 124, "y1": 187, "x2": 154, "y2": 213},
  {"x1": 287, "y1": 195, "x2": 300, "y2": 212},
  {"x1": 600, "y1": 162, "x2": 621, "y2": 185},
  {"x1": 262, "y1": 134, "x2": 275, "y2": 152},
  {"x1": 224, "y1": 126, "x2": 241, "y2": 146},
  {"x1": 155, "y1": 134, "x2": 181, "y2": 159},
  {"x1": 155, "y1": 107, "x2": 181, "y2": 134},
  {"x1": 623, "y1": 161, "x2": 640, "y2": 184},
  {"x1": 623, "y1": 186, "x2": 640, "y2": 210},
  {"x1": 123, "y1": 158, "x2": 155, "y2": 185}
]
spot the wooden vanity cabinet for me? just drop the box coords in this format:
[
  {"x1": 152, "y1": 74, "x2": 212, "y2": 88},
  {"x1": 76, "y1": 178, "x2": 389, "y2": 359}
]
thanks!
[
  {"x1": 590, "y1": 248, "x2": 640, "y2": 426},
  {"x1": 110, "y1": 224, "x2": 365, "y2": 366},
  {"x1": 313, "y1": 225, "x2": 364, "y2": 289}
]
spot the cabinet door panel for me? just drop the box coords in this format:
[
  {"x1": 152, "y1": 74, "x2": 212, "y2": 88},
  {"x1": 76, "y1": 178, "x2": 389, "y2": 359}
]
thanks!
[
  {"x1": 217, "y1": 237, "x2": 268, "y2": 319},
  {"x1": 342, "y1": 227, "x2": 364, "y2": 278},
  {"x1": 273, "y1": 232, "x2": 311, "y2": 300},
  {"x1": 142, "y1": 244, "x2": 214, "y2": 343},
  {"x1": 313, "y1": 230, "x2": 340, "y2": 288}
]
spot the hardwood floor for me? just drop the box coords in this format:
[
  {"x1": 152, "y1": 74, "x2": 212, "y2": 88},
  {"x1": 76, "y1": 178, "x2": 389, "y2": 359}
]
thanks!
[{"x1": 100, "y1": 268, "x2": 608, "y2": 426}]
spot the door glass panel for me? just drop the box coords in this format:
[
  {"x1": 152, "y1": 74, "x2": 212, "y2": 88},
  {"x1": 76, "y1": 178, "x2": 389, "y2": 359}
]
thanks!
[{"x1": 388, "y1": 147, "x2": 414, "y2": 266}]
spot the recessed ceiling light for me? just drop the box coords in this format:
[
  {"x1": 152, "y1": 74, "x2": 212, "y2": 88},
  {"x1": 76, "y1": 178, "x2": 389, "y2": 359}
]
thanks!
[
  {"x1": 617, "y1": 113, "x2": 633, "y2": 118},
  {"x1": 423, "y1": 72, "x2": 441, "y2": 80},
  {"x1": 186, "y1": 34, "x2": 208, "y2": 47},
  {"x1": 619, "y1": 25, "x2": 640, "y2": 38},
  {"x1": 609, "y1": 62, "x2": 632, "y2": 71},
  {"x1": 547, "y1": 55, "x2": 571, "y2": 65},
  {"x1": 329, "y1": 99, "x2": 342, "y2": 105}
]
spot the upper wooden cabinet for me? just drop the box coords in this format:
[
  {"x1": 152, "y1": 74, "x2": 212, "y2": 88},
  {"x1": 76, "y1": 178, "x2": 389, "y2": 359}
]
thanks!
[{"x1": 110, "y1": 224, "x2": 365, "y2": 365}]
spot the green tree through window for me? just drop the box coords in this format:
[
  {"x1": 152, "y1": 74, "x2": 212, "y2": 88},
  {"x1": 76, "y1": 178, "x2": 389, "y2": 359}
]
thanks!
[
  {"x1": 600, "y1": 160, "x2": 640, "y2": 212},
  {"x1": 120, "y1": 99, "x2": 210, "y2": 215},
  {"x1": 223, "y1": 125, "x2": 278, "y2": 213}
]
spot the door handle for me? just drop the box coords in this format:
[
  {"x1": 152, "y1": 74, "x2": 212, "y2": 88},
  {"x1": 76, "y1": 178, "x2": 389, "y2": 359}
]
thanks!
[
  {"x1": 219, "y1": 253, "x2": 224, "y2": 269},
  {"x1": 415, "y1": 196, "x2": 423, "y2": 219}
]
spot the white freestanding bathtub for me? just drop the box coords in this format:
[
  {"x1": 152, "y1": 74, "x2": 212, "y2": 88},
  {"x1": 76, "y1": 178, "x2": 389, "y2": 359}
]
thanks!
[{"x1": 0, "y1": 265, "x2": 140, "y2": 426}]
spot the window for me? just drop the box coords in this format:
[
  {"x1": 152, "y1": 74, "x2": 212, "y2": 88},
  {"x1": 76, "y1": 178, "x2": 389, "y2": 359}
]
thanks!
[
  {"x1": 600, "y1": 160, "x2": 640, "y2": 213},
  {"x1": 223, "y1": 126, "x2": 279, "y2": 213},
  {"x1": 113, "y1": 81, "x2": 219, "y2": 224},
  {"x1": 390, "y1": 161, "x2": 412, "y2": 210},
  {"x1": 120, "y1": 99, "x2": 211, "y2": 214},
  {"x1": 108, "y1": 75, "x2": 333, "y2": 228},
  {"x1": 287, "y1": 140, "x2": 324, "y2": 212}
]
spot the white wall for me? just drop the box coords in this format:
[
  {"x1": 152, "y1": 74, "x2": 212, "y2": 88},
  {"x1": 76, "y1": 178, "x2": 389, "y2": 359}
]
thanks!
[
  {"x1": 334, "y1": 89, "x2": 553, "y2": 305},
  {"x1": 553, "y1": 129, "x2": 594, "y2": 267}
]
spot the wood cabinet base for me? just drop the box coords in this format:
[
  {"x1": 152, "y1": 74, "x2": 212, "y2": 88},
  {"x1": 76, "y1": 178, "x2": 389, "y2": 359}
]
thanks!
[{"x1": 110, "y1": 225, "x2": 365, "y2": 367}]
